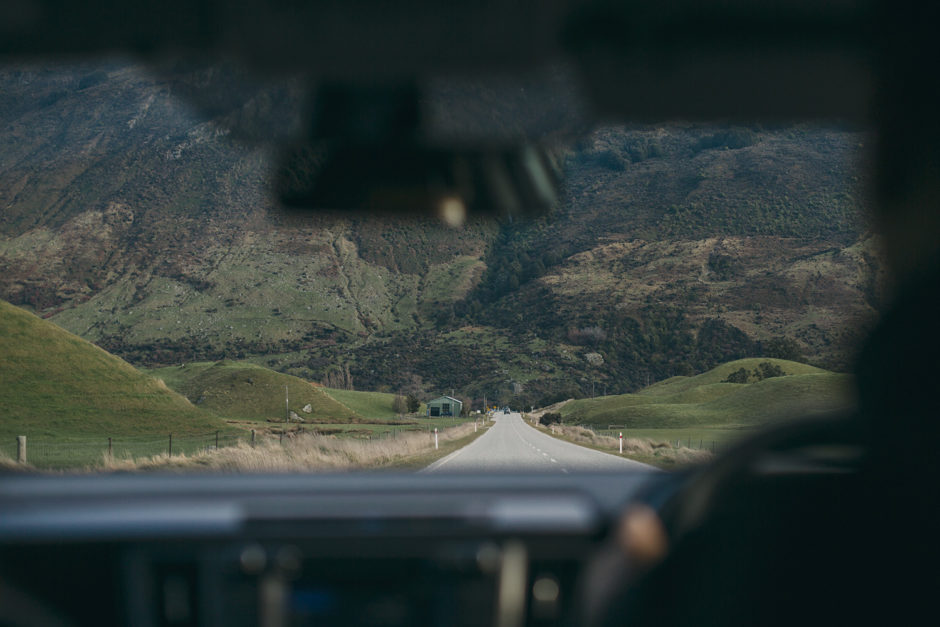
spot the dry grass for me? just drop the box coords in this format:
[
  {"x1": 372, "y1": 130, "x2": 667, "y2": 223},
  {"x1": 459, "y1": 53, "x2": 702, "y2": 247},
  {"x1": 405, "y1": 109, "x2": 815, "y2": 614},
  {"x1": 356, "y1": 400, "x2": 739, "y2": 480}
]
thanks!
[
  {"x1": 93, "y1": 423, "x2": 479, "y2": 472},
  {"x1": 0, "y1": 450, "x2": 32, "y2": 472},
  {"x1": 539, "y1": 422, "x2": 713, "y2": 468}
]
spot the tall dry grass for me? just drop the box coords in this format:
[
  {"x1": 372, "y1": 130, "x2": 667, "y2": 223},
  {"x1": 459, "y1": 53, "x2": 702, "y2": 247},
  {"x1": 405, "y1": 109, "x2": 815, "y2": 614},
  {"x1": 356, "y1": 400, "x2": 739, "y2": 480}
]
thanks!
[
  {"x1": 541, "y1": 423, "x2": 713, "y2": 466},
  {"x1": 95, "y1": 423, "x2": 478, "y2": 472},
  {"x1": 0, "y1": 450, "x2": 31, "y2": 472}
]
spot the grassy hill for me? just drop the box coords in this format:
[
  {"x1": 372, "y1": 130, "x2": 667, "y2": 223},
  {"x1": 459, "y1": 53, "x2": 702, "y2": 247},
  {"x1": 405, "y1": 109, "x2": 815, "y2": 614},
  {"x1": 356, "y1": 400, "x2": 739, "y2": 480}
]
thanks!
[
  {"x1": 0, "y1": 300, "x2": 227, "y2": 440},
  {"x1": 149, "y1": 361, "x2": 358, "y2": 423},
  {"x1": 320, "y1": 388, "x2": 426, "y2": 420},
  {"x1": 559, "y1": 358, "x2": 856, "y2": 431}
]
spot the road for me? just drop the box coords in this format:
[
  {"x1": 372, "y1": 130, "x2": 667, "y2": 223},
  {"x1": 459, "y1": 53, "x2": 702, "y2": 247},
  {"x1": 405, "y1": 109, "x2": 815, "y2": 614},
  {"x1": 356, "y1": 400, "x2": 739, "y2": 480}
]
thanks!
[{"x1": 423, "y1": 412, "x2": 655, "y2": 473}]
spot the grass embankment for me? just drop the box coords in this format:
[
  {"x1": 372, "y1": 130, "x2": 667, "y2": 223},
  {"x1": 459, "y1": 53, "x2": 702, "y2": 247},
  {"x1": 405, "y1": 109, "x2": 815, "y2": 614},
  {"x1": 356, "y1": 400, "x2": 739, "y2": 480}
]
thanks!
[
  {"x1": 558, "y1": 358, "x2": 854, "y2": 443},
  {"x1": 531, "y1": 421, "x2": 713, "y2": 470},
  {"x1": 95, "y1": 420, "x2": 490, "y2": 472},
  {"x1": 535, "y1": 358, "x2": 856, "y2": 467},
  {"x1": 320, "y1": 388, "x2": 427, "y2": 421},
  {"x1": 150, "y1": 361, "x2": 357, "y2": 423},
  {"x1": 0, "y1": 300, "x2": 230, "y2": 443}
]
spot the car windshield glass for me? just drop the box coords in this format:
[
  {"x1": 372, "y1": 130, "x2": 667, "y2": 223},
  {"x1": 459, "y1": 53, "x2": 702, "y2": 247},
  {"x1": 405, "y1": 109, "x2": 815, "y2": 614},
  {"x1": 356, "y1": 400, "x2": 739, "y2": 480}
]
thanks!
[{"x1": 0, "y1": 57, "x2": 879, "y2": 474}]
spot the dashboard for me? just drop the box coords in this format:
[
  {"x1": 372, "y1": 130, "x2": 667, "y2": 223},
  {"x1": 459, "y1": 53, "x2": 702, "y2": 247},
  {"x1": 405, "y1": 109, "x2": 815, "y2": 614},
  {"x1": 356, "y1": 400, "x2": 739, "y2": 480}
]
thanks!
[{"x1": 0, "y1": 471, "x2": 670, "y2": 627}]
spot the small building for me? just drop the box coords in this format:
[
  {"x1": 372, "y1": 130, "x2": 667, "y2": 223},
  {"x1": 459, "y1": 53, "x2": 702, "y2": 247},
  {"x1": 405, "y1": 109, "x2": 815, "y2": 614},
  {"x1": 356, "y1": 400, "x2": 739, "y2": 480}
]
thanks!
[{"x1": 426, "y1": 395, "x2": 463, "y2": 417}]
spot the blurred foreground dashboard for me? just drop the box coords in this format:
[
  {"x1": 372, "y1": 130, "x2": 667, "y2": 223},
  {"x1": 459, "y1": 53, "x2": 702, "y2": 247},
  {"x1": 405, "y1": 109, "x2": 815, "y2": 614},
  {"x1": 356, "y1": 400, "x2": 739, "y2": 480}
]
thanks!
[{"x1": 0, "y1": 472, "x2": 666, "y2": 627}]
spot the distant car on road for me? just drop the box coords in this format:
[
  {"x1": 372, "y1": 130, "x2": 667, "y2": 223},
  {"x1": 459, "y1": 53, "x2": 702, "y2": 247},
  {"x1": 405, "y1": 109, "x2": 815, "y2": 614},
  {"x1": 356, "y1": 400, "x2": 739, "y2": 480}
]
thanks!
[{"x1": 503, "y1": 408, "x2": 510, "y2": 414}]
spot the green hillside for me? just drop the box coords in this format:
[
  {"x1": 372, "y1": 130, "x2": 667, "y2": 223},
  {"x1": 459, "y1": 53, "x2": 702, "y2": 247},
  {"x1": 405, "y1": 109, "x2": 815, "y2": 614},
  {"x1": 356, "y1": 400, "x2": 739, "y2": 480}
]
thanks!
[
  {"x1": 560, "y1": 358, "x2": 856, "y2": 430},
  {"x1": 0, "y1": 300, "x2": 226, "y2": 439},
  {"x1": 640, "y1": 358, "x2": 829, "y2": 396},
  {"x1": 150, "y1": 361, "x2": 358, "y2": 423},
  {"x1": 320, "y1": 388, "x2": 426, "y2": 420}
]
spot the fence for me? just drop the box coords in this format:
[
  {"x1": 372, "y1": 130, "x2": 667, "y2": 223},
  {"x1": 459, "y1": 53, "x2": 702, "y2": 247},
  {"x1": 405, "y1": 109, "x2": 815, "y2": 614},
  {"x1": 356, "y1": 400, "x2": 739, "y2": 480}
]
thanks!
[
  {"x1": 1, "y1": 423, "x2": 467, "y2": 469},
  {"x1": 1, "y1": 431, "x2": 247, "y2": 469}
]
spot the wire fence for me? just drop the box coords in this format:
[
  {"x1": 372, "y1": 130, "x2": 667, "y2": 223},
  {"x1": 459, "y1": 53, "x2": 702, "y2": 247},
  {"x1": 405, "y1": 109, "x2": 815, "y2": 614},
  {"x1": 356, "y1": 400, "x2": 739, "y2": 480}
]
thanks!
[
  {"x1": 1, "y1": 421, "x2": 477, "y2": 469},
  {"x1": 1, "y1": 431, "x2": 247, "y2": 469}
]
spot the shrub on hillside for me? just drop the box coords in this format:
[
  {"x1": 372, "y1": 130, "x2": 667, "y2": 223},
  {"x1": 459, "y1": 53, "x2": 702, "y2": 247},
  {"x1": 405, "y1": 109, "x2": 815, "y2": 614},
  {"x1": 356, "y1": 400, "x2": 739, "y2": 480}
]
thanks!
[
  {"x1": 756, "y1": 361, "x2": 786, "y2": 380},
  {"x1": 540, "y1": 412, "x2": 563, "y2": 425},
  {"x1": 723, "y1": 368, "x2": 750, "y2": 384},
  {"x1": 695, "y1": 128, "x2": 759, "y2": 152},
  {"x1": 567, "y1": 326, "x2": 607, "y2": 345},
  {"x1": 722, "y1": 361, "x2": 786, "y2": 384},
  {"x1": 590, "y1": 149, "x2": 627, "y2": 171},
  {"x1": 763, "y1": 337, "x2": 804, "y2": 362}
]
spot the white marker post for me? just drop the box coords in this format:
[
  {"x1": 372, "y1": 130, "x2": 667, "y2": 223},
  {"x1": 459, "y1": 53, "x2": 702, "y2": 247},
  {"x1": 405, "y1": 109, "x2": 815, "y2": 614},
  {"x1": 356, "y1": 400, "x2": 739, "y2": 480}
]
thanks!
[
  {"x1": 434, "y1": 428, "x2": 439, "y2": 450},
  {"x1": 619, "y1": 432, "x2": 623, "y2": 454}
]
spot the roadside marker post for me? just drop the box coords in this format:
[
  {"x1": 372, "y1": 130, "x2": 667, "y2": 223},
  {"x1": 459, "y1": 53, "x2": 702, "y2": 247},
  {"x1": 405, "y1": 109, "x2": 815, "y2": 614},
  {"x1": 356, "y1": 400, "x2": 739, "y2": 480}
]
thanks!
[
  {"x1": 434, "y1": 428, "x2": 439, "y2": 450},
  {"x1": 619, "y1": 433, "x2": 623, "y2": 455}
]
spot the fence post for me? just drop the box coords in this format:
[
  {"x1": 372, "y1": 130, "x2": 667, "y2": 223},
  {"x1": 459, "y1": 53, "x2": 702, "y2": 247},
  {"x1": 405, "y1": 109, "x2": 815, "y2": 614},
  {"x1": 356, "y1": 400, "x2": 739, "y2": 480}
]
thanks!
[
  {"x1": 279, "y1": 432, "x2": 284, "y2": 445},
  {"x1": 168, "y1": 434, "x2": 173, "y2": 456},
  {"x1": 215, "y1": 431, "x2": 220, "y2": 449},
  {"x1": 251, "y1": 429, "x2": 256, "y2": 446},
  {"x1": 16, "y1": 436, "x2": 26, "y2": 464},
  {"x1": 108, "y1": 437, "x2": 112, "y2": 457}
]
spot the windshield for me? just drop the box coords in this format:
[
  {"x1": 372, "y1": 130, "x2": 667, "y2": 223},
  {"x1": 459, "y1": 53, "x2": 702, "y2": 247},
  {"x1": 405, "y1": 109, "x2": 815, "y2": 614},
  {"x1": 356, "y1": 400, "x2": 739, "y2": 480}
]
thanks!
[{"x1": 0, "y1": 58, "x2": 879, "y2": 474}]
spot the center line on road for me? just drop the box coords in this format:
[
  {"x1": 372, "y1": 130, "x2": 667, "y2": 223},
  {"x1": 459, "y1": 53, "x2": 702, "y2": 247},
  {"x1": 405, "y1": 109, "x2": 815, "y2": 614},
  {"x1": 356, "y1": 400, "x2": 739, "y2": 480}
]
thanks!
[{"x1": 550, "y1": 458, "x2": 557, "y2": 463}]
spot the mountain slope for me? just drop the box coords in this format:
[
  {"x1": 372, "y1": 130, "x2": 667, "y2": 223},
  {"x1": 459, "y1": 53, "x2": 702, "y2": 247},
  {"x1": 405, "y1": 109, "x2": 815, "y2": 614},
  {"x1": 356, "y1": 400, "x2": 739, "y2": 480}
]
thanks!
[{"x1": 0, "y1": 62, "x2": 884, "y2": 407}]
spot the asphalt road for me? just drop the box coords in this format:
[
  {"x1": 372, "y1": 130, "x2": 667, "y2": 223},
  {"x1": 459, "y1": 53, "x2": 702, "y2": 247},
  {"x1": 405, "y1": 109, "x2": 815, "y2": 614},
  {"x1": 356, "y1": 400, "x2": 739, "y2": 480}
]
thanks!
[{"x1": 423, "y1": 412, "x2": 655, "y2": 473}]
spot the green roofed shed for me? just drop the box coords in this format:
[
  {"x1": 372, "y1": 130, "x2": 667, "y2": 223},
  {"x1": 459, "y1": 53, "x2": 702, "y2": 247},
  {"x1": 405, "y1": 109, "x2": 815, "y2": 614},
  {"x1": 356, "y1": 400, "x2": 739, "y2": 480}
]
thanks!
[{"x1": 426, "y1": 395, "x2": 462, "y2": 417}]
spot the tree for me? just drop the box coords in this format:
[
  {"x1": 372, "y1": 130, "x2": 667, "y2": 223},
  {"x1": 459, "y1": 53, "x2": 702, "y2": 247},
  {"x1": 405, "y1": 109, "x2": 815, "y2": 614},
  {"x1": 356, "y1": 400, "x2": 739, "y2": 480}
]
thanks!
[
  {"x1": 763, "y1": 337, "x2": 804, "y2": 362},
  {"x1": 406, "y1": 394, "x2": 421, "y2": 414},
  {"x1": 723, "y1": 368, "x2": 750, "y2": 384},
  {"x1": 756, "y1": 361, "x2": 785, "y2": 380},
  {"x1": 322, "y1": 364, "x2": 354, "y2": 390},
  {"x1": 392, "y1": 394, "x2": 407, "y2": 415}
]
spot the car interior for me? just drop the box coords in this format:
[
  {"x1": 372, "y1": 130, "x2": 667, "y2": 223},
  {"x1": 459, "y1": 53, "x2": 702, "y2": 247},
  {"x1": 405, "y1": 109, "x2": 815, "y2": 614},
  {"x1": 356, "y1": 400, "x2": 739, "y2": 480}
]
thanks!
[{"x1": 1, "y1": 1, "x2": 938, "y2": 626}]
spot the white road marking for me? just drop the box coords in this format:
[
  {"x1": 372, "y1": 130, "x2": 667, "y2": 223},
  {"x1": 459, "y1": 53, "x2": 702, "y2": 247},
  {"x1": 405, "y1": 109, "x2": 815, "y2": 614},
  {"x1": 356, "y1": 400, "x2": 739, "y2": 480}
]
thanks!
[{"x1": 422, "y1": 412, "x2": 656, "y2": 473}]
